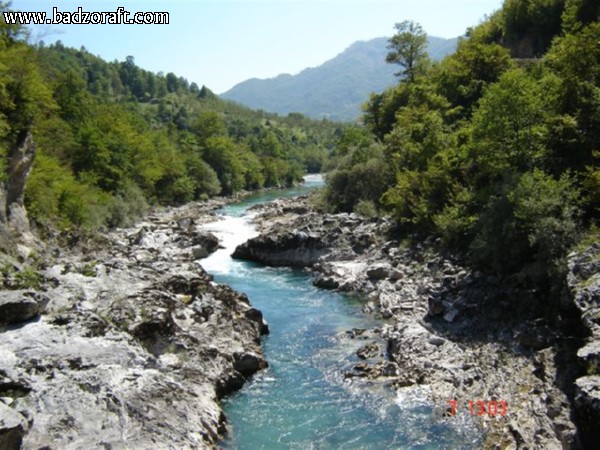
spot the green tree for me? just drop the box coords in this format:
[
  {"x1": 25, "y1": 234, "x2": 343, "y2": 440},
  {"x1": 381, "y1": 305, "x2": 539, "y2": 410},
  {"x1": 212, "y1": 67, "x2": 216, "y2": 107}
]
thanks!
[
  {"x1": 362, "y1": 83, "x2": 412, "y2": 140},
  {"x1": 385, "y1": 21, "x2": 429, "y2": 82},
  {"x1": 562, "y1": 0, "x2": 600, "y2": 33},
  {"x1": 470, "y1": 69, "x2": 549, "y2": 178},
  {"x1": 502, "y1": 0, "x2": 565, "y2": 57},
  {"x1": 0, "y1": 4, "x2": 52, "y2": 186},
  {"x1": 472, "y1": 170, "x2": 580, "y2": 278},
  {"x1": 192, "y1": 111, "x2": 226, "y2": 145},
  {"x1": 435, "y1": 40, "x2": 513, "y2": 119},
  {"x1": 203, "y1": 136, "x2": 246, "y2": 194}
]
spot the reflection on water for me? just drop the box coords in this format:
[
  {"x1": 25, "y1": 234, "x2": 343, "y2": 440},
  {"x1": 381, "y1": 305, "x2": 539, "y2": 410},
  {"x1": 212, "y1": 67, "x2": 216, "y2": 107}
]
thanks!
[{"x1": 199, "y1": 176, "x2": 482, "y2": 449}]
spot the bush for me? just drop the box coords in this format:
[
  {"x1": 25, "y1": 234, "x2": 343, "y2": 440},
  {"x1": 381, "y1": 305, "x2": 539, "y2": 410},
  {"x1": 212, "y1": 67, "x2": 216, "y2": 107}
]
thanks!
[
  {"x1": 510, "y1": 169, "x2": 580, "y2": 262},
  {"x1": 107, "y1": 182, "x2": 149, "y2": 227},
  {"x1": 323, "y1": 144, "x2": 390, "y2": 213},
  {"x1": 354, "y1": 200, "x2": 378, "y2": 219},
  {"x1": 471, "y1": 170, "x2": 581, "y2": 279}
]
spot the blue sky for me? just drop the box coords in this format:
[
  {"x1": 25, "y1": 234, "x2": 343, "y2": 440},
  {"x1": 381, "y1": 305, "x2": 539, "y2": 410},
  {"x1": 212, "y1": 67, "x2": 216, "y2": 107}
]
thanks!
[{"x1": 15, "y1": 1, "x2": 504, "y2": 93}]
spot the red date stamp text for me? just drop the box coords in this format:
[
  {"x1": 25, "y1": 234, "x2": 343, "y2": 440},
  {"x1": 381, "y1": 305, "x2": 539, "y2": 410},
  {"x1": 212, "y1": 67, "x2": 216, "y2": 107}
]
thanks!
[{"x1": 446, "y1": 399, "x2": 508, "y2": 417}]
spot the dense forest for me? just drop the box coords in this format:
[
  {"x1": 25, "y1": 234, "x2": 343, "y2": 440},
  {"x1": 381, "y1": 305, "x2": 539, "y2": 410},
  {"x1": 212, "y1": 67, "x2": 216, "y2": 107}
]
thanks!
[
  {"x1": 322, "y1": 0, "x2": 599, "y2": 296},
  {"x1": 0, "y1": 2, "x2": 338, "y2": 232}
]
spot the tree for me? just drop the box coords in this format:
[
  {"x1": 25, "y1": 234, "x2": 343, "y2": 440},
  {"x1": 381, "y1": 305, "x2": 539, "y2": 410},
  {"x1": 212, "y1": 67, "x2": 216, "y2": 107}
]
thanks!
[
  {"x1": 435, "y1": 40, "x2": 513, "y2": 119},
  {"x1": 470, "y1": 69, "x2": 549, "y2": 178},
  {"x1": 501, "y1": 0, "x2": 565, "y2": 57},
  {"x1": 385, "y1": 21, "x2": 429, "y2": 82},
  {"x1": 192, "y1": 111, "x2": 226, "y2": 145},
  {"x1": 562, "y1": 0, "x2": 600, "y2": 33},
  {"x1": 202, "y1": 136, "x2": 246, "y2": 194}
]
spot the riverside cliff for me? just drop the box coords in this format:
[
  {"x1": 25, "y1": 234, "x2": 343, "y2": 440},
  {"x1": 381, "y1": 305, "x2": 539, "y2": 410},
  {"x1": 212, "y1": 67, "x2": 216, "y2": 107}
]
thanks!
[
  {"x1": 0, "y1": 201, "x2": 268, "y2": 449},
  {"x1": 233, "y1": 195, "x2": 598, "y2": 449}
]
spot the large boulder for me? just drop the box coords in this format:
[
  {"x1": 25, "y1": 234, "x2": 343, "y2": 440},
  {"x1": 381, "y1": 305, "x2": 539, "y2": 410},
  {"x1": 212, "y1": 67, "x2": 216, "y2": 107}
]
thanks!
[
  {"x1": 366, "y1": 263, "x2": 391, "y2": 280},
  {"x1": 0, "y1": 402, "x2": 27, "y2": 450},
  {"x1": 233, "y1": 231, "x2": 328, "y2": 267},
  {"x1": 0, "y1": 291, "x2": 49, "y2": 325},
  {"x1": 191, "y1": 232, "x2": 220, "y2": 258},
  {"x1": 233, "y1": 352, "x2": 268, "y2": 377},
  {"x1": 574, "y1": 376, "x2": 600, "y2": 446}
]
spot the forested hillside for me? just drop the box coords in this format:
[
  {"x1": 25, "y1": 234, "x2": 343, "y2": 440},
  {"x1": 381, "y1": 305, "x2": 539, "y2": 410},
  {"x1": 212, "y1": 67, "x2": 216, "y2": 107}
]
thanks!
[
  {"x1": 322, "y1": 0, "x2": 599, "y2": 295},
  {"x1": 0, "y1": 5, "x2": 338, "y2": 232}
]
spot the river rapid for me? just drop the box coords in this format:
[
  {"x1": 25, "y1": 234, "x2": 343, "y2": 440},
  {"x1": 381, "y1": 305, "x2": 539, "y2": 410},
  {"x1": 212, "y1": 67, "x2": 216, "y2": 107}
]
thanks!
[{"x1": 200, "y1": 176, "x2": 481, "y2": 449}]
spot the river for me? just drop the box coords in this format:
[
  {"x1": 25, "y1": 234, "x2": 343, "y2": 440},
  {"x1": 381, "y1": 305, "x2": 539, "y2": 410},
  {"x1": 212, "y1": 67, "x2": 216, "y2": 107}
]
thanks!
[{"x1": 200, "y1": 176, "x2": 481, "y2": 449}]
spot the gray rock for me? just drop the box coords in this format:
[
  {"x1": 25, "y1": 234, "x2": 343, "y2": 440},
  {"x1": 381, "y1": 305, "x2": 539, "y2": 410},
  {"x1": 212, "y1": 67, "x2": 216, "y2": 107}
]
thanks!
[
  {"x1": 518, "y1": 329, "x2": 549, "y2": 350},
  {"x1": 0, "y1": 201, "x2": 269, "y2": 448},
  {"x1": 356, "y1": 342, "x2": 379, "y2": 359},
  {"x1": 577, "y1": 342, "x2": 600, "y2": 374},
  {"x1": 136, "y1": 230, "x2": 169, "y2": 250},
  {"x1": 0, "y1": 291, "x2": 48, "y2": 324},
  {"x1": 389, "y1": 268, "x2": 404, "y2": 281},
  {"x1": 568, "y1": 244, "x2": 600, "y2": 446},
  {"x1": 574, "y1": 376, "x2": 600, "y2": 441},
  {"x1": 313, "y1": 276, "x2": 339, "y2": 290},
  {"x1": 7, "y1": 204, "x2": 30, "y2": 237},
  {"x1": 192, "y1": 232, "x2": 220, "y2": 254},
  {"x1": 0, "y1": 402, "x2": 26, "y2": 450},
  {"x1": 428, "y1": 336, "x2": 446, "y2": 346},
  {"x1": 233, "y1": 352, "x2": 268, "y2": 377},
  {"x1": 233, "y1": 231, "x2": 327, "y2": 267},
  {"x1": 245, "y1": 307, "x2": 270, "y2": 335},
  {"x1": 380, "y1": 362, "x2": 399, "y2": 377},
  {"x1": 362, "y1": 302, "x2": 375, "y2": 313},
  {"x1": 192, "y1": 245, "x2": 210, "y2": 260},
  {"x1": 367, "y1": 264, "x2": 390, "y2": 280}
]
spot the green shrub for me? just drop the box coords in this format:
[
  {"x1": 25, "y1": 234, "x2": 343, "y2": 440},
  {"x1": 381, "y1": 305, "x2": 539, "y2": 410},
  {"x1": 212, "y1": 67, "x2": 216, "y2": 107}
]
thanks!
[
  {"x1": 354, "y1": 200, "x2": 378, "y2": 219},
  {"x1": 471, "y1": 170, "x2": 581, "y2": 278}
]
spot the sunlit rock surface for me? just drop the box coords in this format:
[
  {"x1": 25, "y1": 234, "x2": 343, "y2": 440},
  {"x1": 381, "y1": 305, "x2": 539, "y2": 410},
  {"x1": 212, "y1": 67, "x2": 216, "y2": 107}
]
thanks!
[{"x1": 0, "y1": 201, "x2": 268, "y2": 449}]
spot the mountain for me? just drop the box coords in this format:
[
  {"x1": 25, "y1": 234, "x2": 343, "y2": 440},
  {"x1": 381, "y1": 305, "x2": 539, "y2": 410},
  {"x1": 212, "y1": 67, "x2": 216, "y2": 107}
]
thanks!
[{"x1": 221, "y1": 36, "x2": 459, "y2": 122}]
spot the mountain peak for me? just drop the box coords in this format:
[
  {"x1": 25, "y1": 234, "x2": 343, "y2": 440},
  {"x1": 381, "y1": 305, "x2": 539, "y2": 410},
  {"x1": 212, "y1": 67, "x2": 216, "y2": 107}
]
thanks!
[{"x1": 221, "y1": 36, "x2": 458, "y2": 122}]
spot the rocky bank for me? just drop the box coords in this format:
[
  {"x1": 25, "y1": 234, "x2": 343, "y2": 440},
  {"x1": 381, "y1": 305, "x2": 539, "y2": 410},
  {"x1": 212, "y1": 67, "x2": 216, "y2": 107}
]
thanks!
[
  {"x1": 0, "y1": 201, "x2": 269, "y2": 449},
  {"x1": 568, "y1": 243, "x2": 600, "y2": 448},
  {"x1": 233, "y1": 195, "x2": 598, "y2": 449}
]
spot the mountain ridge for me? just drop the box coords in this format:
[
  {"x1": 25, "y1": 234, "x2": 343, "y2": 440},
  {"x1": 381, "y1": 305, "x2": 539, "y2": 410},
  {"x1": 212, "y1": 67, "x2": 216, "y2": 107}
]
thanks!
[{"x1": 221, "y1": 36, "x2": 459, "y2": 121}]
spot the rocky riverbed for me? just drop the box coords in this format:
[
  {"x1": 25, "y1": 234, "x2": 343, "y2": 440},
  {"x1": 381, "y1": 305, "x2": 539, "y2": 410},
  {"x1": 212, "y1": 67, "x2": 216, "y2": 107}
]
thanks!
[
  {"x1": 233, "y1": 195, "x2": 599, "y2": 449},
  {"x1": 0, "y1": 201, "x2": 269, "y2": 449}
]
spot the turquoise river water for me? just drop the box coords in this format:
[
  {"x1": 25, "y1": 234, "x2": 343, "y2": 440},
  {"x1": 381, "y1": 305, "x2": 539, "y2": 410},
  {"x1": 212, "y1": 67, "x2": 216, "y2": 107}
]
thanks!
[{"x1": 200, "y1": 176, "x2": 481, "y2": 449}]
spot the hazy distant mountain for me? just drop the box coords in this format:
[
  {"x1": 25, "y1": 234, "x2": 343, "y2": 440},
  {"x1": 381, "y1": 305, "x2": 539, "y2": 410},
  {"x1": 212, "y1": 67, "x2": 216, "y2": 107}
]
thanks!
[{"x1": 221, "y1": 36, "x2": 459, "y2": 122}]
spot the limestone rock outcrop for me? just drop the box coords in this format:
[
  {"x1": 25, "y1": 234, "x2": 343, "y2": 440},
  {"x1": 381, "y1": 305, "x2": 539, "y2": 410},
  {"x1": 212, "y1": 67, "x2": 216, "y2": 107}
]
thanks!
[
  {"x1": 568, "y1": 242, "x2": 600, "y2": 447},
  {"x1": 0, "y1": 201, "x2": 268, "y2": 449}
]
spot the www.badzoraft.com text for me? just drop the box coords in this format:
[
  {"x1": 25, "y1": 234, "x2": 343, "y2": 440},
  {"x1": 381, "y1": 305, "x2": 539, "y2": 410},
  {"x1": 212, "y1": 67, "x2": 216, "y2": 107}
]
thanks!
[{"x1": 3, "y1": 7, "x2": 169, "y2": 25}]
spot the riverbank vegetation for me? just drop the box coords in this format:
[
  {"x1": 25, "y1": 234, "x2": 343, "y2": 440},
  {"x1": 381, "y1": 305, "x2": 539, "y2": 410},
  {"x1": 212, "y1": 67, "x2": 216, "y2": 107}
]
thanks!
[
  {"x1": 1, "y1": 2, "x2": 338, "y2": 231},
  {"x1": 322, "y1": 0, "x2": 599, "y2": 294}
]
